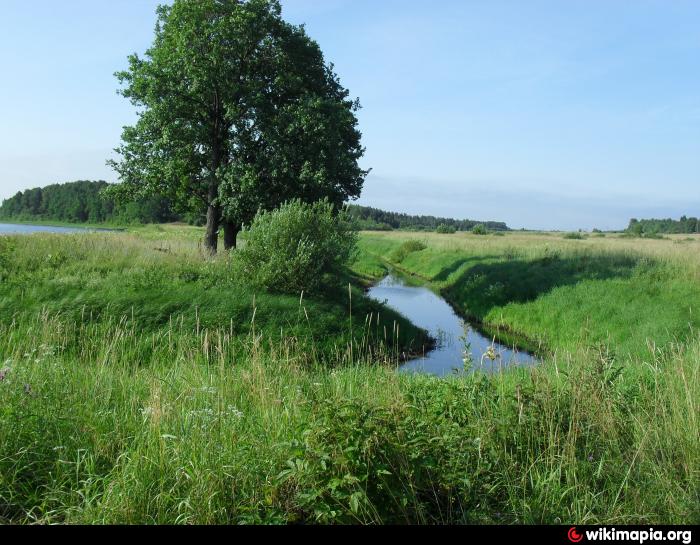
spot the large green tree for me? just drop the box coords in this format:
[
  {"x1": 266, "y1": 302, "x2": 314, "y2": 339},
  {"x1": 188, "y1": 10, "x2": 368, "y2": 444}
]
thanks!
[{"x1": 109, "y1": 0, "x2": 367, "y2": 254}]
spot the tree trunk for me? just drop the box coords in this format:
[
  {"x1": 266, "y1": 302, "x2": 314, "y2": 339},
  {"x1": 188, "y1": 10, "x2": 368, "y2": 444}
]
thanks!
[
  {"x1": 223, "y1": 220, "x2": 240, "y2": 251},
  {"x1": 204, "y1": 202, "x2": 221, "y2": 255}
]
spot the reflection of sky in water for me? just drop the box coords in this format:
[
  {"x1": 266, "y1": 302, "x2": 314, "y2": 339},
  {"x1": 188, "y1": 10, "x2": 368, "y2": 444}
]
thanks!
[
  {"x1": 367, "y1": 275, "x2": 538, "y2": 377},
  {"x1": 0, "y1": 223, "x2": 117, "y2": 235}
]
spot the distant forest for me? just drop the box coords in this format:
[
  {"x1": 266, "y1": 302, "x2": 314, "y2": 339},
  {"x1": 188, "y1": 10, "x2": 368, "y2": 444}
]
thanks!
[
  {"x1": 628, "y1": 217, "x2": 700, "y2": 235},
  {"x1": 0, "y1": 181, "x2": 181, "y2": 224},
  {"x1": 346, "y1": 205, "x2": 509, "y2": 232},
  {"x1": 1, "y1": 181, "x2": 511, "y2": 232}
]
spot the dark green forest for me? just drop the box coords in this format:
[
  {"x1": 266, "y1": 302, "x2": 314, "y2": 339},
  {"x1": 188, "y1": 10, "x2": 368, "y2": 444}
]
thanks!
[
  {"x1": 0, "y1": 181, "x2": 181, "y2": 224},
  {"x1": 628, "y1": 216, "x2": 700, "y2": 235},
  {"x1": 346, "y1": 204, "x2": 510, "y2": 232},
  {"x1": 1, "y1": 181, "x2": 512, "y2": 232}
]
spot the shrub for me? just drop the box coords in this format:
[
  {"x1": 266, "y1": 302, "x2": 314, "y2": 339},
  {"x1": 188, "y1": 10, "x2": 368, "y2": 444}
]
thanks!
[
  {"x1": 232, "y1": 199, "x2": 357, "y2": 294},
  {"x1": 642, "y1": 232, "x2": 666, "y2": 240},
  {"x1": 471, "y1": 224, "x2": 488, "y2": 235},
  {"x1": 436, "y1": 224, "x2": 456, "y2": 234},
  {"x1": 563, "y1": 232, "x2": 585, "y2": 240},
  {"x1": 389, "y1": 240, "x2": 427, "y2": 263}
]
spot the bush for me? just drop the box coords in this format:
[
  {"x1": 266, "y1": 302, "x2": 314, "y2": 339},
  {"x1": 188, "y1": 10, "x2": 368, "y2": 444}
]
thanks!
[
  {"x1": 389, "y1": 240, "x2": 427, "y2": 263},
  {"x1": 232, "y1": 200, "x2": 357, "y2": 294},
  {"x1": 563, "y1": 232, "x2": 585, "y2": 240},
  {"x1": 436, "y1": 224, "x2": 456, "y2": 234},
  {"x1": 471, "y1": 224, "x2": 488, "y2": 235}
]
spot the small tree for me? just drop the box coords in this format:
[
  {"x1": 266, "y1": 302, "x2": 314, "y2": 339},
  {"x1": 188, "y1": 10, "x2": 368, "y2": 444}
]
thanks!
[
  {"x1": 233, "y1": 200, "x2": 357, "y2": 293},
  {"x1": 471, "y1": 224, "x2": 488, "y2": 235}
]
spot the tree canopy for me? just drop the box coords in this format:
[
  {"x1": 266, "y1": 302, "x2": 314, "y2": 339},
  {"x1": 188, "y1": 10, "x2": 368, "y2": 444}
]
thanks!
[
  {"x1": 0, "y1": 181, "x2": 179, "y2": 225},
  {"x1": 346, "y1": 205, "x2": 510, "y2": 232},
  {"x1": 110, "y1": 0, "x2": 367, "y2": 253},
  {"x1": 628, "y1": 217, "x2": 700, "y2": 235}
]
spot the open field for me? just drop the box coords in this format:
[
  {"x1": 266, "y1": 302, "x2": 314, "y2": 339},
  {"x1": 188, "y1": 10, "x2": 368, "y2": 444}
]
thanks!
[{"x1": 0, "y1": 227, "x2": 698, "y2": 524}]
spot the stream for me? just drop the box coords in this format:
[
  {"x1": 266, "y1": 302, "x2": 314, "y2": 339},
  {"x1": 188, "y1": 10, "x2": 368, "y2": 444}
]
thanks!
[{"x1": 367, "y1": 275, "x2": 539, "y2": 377}]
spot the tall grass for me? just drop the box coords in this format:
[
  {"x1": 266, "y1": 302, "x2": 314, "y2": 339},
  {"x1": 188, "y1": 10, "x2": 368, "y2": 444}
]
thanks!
[
  {"x1": 0, "y1": 230, "x2": 698, "y2": 524},
  {"x1": 0, "y1": 312, "x2": 697, "y2": 524}
]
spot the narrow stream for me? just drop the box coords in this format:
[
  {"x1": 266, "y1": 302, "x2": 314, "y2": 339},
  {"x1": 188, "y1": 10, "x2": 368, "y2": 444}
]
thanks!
[{"x1": 367, "y1": 275, "x2": 539, "y2": 377}]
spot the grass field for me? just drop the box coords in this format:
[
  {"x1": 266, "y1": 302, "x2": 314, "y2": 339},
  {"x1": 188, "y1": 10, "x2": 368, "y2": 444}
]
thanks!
[
  {"x1": 355, "y1": 231, "x2": 700, "y2": 358},
  {"x1": 0, "y1": 226, "x2": 698, "y2": 524}
]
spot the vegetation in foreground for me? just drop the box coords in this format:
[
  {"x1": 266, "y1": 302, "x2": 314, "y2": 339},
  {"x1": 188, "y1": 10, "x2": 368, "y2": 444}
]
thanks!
[
  {"x1": 0, "y1": 227, "x2": 698, "y2": 524},
  {"x1": 0, "y1": 310, "x2": 696, "y2": 525}
]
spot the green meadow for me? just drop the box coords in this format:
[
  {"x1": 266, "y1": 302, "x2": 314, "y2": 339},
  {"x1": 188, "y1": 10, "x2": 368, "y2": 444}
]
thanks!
[{"x1": 0, "y1": 227, "x2": 698, "y2": 524}]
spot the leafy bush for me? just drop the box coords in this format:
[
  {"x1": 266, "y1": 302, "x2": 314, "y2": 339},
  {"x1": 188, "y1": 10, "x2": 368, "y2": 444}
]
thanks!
[
  {"x1": 641, "y1": 232, "x2": 667, "y2": 240},
  {"x1": 471, "y1": 224, "x2": 488, "y2": 235},
  {"x1": 563, "y1": 232, "x2": 585, "y2": 240},
  {"x1": 436, "y1": 224, "x2": 456, "y2": 234},
  {"x1": 232, "y1": 199, "x2": 357, "y2": 294},
  {"x1": 389, "y1": 240, "x2": 427, "y2": 263}
]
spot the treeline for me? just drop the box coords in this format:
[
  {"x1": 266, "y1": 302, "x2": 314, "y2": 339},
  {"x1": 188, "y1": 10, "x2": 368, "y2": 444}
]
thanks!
[
  {"x1": 346, "y1": 204, "x2": 509, "y2": 232},
  {"x1": 1, "y1": 181, "x2": 512, "y2": 232},
  {"x1": 0, "y1": 181, "x2": 181, "y2": 224},
  {"x1": 628, "y1": 216, "x2": 700, "y2": 235}
]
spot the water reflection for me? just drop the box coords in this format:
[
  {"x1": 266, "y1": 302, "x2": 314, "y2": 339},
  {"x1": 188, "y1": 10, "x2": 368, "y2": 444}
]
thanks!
[
  {"x1": 0, "y1": 223, "x2": 115, "y2": 235},
  {"x1": 367, "y1": 275, "x2": 538, "y2": 377}
]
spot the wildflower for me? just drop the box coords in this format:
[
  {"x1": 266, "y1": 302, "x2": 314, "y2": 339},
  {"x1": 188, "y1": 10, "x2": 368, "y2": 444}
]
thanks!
[
  {"x1": 226, "y1": 405, "x2": 244, "y2": 419},
  {"x1": 484, "y1": 345, "x2": 500, "y2": 362}
]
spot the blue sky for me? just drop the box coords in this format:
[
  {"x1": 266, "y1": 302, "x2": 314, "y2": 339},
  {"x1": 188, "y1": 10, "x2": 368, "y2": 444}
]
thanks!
[{"x1": 1, "y1": 0, "x2": 698, "y2": 230}]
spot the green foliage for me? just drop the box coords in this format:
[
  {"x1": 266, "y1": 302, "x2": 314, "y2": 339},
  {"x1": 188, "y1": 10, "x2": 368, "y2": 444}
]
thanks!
[
  {"x1": 232, "y1": 200, "x2": 358, "y2": 294},
  {"x1": 628, "y1": 216, "x2": 700, "y2": 235},
  {"x1": 389, "y1": 240, "x2": 427, "y2": 263},
  {"x1": 0, "y1": 230, "x2": 424, "y2": 361},
  {"x1": 347, "y1": 204, "x2": 509, "y2": 232},
  {"x1": 471, "y1": 224, "x2": 488, "y2": 235},
  {"x1": 563, "y1": 232, "x2": 585, "y2": 240},
  {"x1": 0, "y1": 181, "x2": 179, "y2": 225},
  {"x1": 111, "y1": 0, "x2": 367, "y2": 252},
  {"x1": 0, "y1": 312, "x2": 697, "y2": 524},
  {"x1": 0, "y1": 230, "x2": 698, "y2": 524},
  {"x1": 436, "y1": 224, "x2": 456, "y2": 234}
]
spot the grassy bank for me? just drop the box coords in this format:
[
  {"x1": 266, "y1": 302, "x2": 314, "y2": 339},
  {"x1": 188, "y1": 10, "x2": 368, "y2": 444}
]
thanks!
[
  {"x1": 0, "y1": 229, "x2": 698, "y2": 524},
  {"x1": 0, "y1": 231, "x2": 427, "y2": 357},
  {"x1": 1, "y1": 312, "x2": 697, "y2": 524},
  {"x1": 355, "y1": 231, "x2": 700, "y2": 358}
]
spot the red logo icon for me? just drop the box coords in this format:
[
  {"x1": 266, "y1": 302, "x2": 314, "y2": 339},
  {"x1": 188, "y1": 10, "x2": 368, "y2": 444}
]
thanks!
[{"x1": 568, "y1": 527, "x2": 584, "y2": 543}]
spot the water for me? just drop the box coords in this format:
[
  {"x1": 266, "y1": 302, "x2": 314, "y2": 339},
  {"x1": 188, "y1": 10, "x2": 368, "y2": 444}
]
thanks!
[
  {"x1": 367, "y1": 275, "x2": 538, "y2": 376},
  {"x1": 0, "y1": 223, "x2": 116, "y2": 235}
]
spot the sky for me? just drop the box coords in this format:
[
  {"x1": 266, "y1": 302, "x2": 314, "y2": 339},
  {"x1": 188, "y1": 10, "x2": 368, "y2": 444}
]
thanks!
[{"x1": 0, "y1": 0, "x2": 698, "y2": 230}]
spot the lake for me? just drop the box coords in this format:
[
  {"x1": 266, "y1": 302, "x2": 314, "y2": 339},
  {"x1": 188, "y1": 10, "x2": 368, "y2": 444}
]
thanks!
[
  {"x1": 367, "y1": 274, "x2": 539, "y2": 377},
  {"x1": 0, "y1": 223, "x2": 116, "y2": 235}
]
